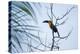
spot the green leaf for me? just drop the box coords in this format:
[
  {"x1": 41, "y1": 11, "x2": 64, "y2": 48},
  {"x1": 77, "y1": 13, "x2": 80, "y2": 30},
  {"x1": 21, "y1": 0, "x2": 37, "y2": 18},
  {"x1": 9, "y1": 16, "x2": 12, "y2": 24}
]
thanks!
[{"x1": 12, "y1": 2, "x2": 32, "y2": 17}]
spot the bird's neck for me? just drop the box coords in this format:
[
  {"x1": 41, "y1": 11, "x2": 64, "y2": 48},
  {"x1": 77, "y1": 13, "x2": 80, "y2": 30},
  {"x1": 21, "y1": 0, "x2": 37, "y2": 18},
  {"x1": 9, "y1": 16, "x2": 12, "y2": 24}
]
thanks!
[{"x1": 48, "y1": 21, "x2": 53, "y2": 28}]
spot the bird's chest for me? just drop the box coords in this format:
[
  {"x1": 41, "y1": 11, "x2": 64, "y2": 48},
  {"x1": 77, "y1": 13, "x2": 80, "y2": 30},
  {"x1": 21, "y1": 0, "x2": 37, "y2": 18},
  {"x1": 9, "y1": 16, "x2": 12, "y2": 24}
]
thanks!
[{"x1": 48, "y1": 22, "x2": 52, "y2": 28}]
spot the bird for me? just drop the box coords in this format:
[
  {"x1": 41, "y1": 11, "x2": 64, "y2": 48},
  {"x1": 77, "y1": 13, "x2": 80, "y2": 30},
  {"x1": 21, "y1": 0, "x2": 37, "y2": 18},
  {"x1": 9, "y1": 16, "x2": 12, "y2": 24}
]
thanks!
[{"x1": 43, "y1": 20, "x2": 60, "y2": 37}]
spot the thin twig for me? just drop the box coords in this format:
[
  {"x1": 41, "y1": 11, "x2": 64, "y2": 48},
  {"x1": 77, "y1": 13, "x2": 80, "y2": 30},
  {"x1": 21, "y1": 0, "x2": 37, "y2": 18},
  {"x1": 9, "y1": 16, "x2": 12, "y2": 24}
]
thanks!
[{"x1": 57, "y1": 7, "x2": 75, "y2": 20}]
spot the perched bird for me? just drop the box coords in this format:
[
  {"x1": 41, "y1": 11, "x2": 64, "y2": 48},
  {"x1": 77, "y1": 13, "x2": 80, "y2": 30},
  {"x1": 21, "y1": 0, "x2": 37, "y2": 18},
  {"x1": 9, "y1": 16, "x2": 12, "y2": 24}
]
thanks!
[{"x1": 43, "y1": 20, "x2": 60, "y2": 37}]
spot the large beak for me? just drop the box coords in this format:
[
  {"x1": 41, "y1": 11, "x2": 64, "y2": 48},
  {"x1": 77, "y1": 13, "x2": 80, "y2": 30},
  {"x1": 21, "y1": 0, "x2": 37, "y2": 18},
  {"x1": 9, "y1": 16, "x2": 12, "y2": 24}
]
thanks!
[{"x1": 43, "y1": 20, "x2": 48, "y2": 23}]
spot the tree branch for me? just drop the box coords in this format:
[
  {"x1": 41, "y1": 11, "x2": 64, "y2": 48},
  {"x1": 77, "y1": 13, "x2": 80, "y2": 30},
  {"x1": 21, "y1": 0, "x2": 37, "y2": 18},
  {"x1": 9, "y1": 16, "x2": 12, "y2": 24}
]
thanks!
[
  {"x1": 57, "y1": 7, "x2": 75, "y2": 20},
  {"x1": 55, "y1": 28, "x2": 73, "y2": 42}
]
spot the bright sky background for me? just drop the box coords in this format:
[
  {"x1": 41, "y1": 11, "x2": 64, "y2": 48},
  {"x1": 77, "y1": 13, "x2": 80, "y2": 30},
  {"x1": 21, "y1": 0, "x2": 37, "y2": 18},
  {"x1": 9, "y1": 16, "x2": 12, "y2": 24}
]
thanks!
[
  {"x1": 7, "y1": 1, "x2": 78, "y2": 52},
  {"x1": 0, "y1": 0, "x2": 80, "y2": 54},
  {"x1": 29, "y1": 2, "x2": 78, "y2": 50}
]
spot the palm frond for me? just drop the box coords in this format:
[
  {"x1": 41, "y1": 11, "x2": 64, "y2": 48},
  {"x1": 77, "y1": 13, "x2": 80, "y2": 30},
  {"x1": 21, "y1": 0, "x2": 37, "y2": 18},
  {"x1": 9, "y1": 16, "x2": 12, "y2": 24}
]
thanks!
[{"x1": 12, "y1": 1, "x2": 37, "y2": 23}]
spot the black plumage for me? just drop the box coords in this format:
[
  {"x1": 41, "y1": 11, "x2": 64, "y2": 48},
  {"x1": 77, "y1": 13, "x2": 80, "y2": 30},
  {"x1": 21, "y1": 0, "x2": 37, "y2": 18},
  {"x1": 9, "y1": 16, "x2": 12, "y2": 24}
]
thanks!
[{"x1": 43, "y1": 20, "x2": 60, "y2": 37}]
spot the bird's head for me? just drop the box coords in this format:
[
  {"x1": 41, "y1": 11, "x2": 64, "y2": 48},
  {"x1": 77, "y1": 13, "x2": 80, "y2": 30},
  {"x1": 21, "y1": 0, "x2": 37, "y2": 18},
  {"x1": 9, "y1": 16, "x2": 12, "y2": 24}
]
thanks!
[
  {"x1": 43, "y1": 20, "x2": 52, "y2": 28},
  {"x1": 43, "y1": 20, "x2": 52, "y2": 23}
]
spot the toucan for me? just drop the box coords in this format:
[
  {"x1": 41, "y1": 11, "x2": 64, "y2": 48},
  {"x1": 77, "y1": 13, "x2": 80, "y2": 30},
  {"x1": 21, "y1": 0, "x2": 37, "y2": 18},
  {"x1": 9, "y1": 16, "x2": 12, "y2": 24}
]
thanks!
[{"x1": 43, "y1": 20, "x2": 60, "y2": 37}]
